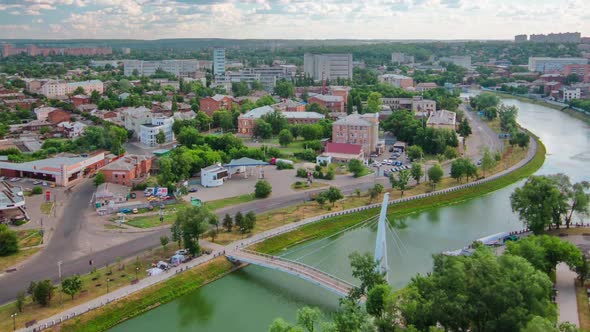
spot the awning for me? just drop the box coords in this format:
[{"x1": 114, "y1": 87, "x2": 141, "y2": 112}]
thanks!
[{"x1": 224, "y1": 157, "x2": 269, "y2": 168}]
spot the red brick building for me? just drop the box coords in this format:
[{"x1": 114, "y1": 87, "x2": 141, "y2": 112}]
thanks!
[
  {"x1": 563, "y1": 64, "x2": 590, "y2": 83},
  {"x1": 199, "y1": 94, "x2": 234, "y2": 116},
  {"x1": 71, "y1": 94, "x2": 91, "y2": 107},
  {"x1": 308, "y1": 94, "x2": 344, "y2": 112},
  {"x1": 47, "y1": 110, "x2": 72, "y2": 125},
  {"x1": 100, "y1": 154, "x2": 152, "y2": 187}
]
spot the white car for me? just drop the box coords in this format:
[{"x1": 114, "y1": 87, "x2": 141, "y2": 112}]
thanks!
[
  {"x1": 9, "y1": 177, "x2": 19, "y2": 182},
  {"x1": 175, "y1": 249, "x2": 189, "y2": 256},
  {"x1": 33, "y1": 180, "x2": 43, "y2": 185}
]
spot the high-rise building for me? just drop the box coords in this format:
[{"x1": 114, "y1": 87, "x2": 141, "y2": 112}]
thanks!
[
  {"x1": 514, "y1": 34, "x2": 528, "y2": 43},
  {"x1": 439, "y1": 56, "x2": 471, "y2": 69},
  {"x1": 391, "y1": 52, "x2": 414, "y2": 65},
  {"x1": 122, "y1": 60, "x2": 199, "y2": 77},
  {"x1": 529, "y1": 32, "x2": 581, "y2": 43},
  {"x1": 528, "y1": 57, "x2": 588, "y2": 72},
  {"x1": 213, "y1": 48, "x2": 226, "y2": 76},
  {"x1": 303, "y1": 53, "x2": 353, "y2": 81}
]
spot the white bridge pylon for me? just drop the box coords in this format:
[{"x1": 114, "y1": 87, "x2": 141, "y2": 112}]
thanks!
[{"x1": 375, "y1": 192, "x2": 390, "y2": 279}]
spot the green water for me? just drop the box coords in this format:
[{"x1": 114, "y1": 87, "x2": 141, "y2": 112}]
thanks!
[{"x1": 110, "y1": 97, "x2": 590, "y2": 332}]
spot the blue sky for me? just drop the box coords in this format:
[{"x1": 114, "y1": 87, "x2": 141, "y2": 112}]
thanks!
[{"x1": 0, "y1": 0, "x2": 588, "y2": 40}]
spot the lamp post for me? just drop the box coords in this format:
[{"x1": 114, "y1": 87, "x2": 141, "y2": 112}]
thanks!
[
  {"x1": 11, "y1": 313, "x2": 17, "y2": 331},
  {"x1": 135, "y1": 267, "x2": 139, "y2": 281},
  {"x1": 58, "y1": 260, "x2": 63, "y2": 306},
  {"x1": 106, "y1": 278, "x2": 110, "y2": 293}
]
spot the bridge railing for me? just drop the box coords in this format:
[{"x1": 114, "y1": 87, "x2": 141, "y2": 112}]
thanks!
[{"x1": 240, "y1": 249, "x2": 358, "y2": 289}]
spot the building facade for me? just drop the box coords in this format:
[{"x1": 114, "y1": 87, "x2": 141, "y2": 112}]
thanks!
[
  {"x1": 563, "y1": 88, "x2": 581, "y2": 102},
  {"x1": 529, "y1": 32, "x2": 581, "y2": 43},
  {"x1": 391, "y1": 52, "x2": 414, "y2": 65},
  {"x1": 2, "y1": 44, "x2": 112, "y2": 58},
  {"x1": 332, "y1": 112, "x2": 379, "y2": 155},
  {"x1": 122, "y1": 60, "x2": 200, "y2": 77},
  {"x1": 39, "y1": 80, "x2": 104, "y2": 98},
  {"x1": 378, "y1": 74, "x2": 414, "y2": 89},
  {"x1": 100, "y1": 154, "x2": 152, "y2": 187},
  {"x1": 563, "y1": 64, "x2": 590, "y2": 83},
  {"x1": 199, "y1": 94, "x2": 234, "y2": 116},
  {"x1": 427, "y1": 110, "x2": 457, "y2": 130},
  {"x1": 308, "y1": 94, "x2": 345, "y2": 112},
  {"x1": 528, "y1": 57, "x2": 589, "y2": 73},
  {"x1": 139, "y1": 117, "x2": 174, "y2": 146},
  {"x1": 214, "y1": 48, "x2": 226, "y2": 76},
  {"x1": 237, "y1": 106, "x2": 324, "y2": 137},
  {"x1": 303, "y1": 53, "x2": 353, "y2": 81}
]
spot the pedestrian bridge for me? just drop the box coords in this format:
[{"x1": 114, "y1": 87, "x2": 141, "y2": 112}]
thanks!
[{"x1": 226, "y1": 193, "x2": 400, "y2": 299}]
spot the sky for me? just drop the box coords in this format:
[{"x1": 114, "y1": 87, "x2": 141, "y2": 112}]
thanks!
[{"x1": 0, "y1": 0, "x2": 588, "y2": 40}]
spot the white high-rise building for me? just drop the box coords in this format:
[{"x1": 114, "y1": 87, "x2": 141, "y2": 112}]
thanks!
[
  {"x1": 528, "y1": 57, "x2": 588, "y2": 72},
  {"x1": 140, "y1": 117, "x2": 174, "y2": 146},
  {"x1": 122, "y1": 60, "x2": 199, "y2": 77},
  {"x1": 214, "y1": 48, "x2": 226, "y2": 77},
  {"x1": 303, "y1": 53, "x2": 353, "y2": 81}
]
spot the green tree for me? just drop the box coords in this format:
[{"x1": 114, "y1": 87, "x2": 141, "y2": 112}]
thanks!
[
  {"x1": 390, "y1": 169, "x2": 411, "y2": 197},
  {"x1": 254, "y1": 119, "x2": 273, "y2": 139},
  {"x1": 348, "y1": 251, "x2": 386, "y2": 300},
  {"x1": 450, "y1": 158, "x2": 466, "y2": 182},
  {"x1": 222, "y1": 214, "x2": 233, "y2": 232},
  {"x1": 231, "y1": 81, "x2": 250, "y2": 97},
  {"x1": 160, "y1": 235, "x2": 169, "y2": 250},
  {"x1": 234, "y1": 212, "x2": 244, "y2": 231},
  {"x1": 406, "y1": 145, "x2": 424, "y2": 161},
  {"x1": 32, "y1": 280, "x2": 54, "y2": 307},
  {"x1": 323, "y1": 187, "x2": 344, "y2": 207},
  {"x1": 31, "y1": 186, "x2": 43, "y2": 195},
  {"x1": 71, "y1": 86, "x2": 85, "y2": 95},
  {"x1": 61, "y1": 275, "x2": 82, "y2": 300},
  {"x1": 480, "y1": 148, "x2": 497, "y2": 177},
  {"x1": 348, "y1": 159, "x2": 365, "y2": 177},
  {"x1": 255, "y1": 180, "x2": 272, "y2": 198},
  {"x1": 510, "y1": 176, "x2": 567, "y2": 234},
  {"x1": 93, "y1": 171, "x2": 105, "y2": 186},
  {"x1": 346, "y1": 95, "x2": 354, "y2": 115},
  {"x1": 90, "y1": 90, "x2": 101, "y2": 104},
  {"x1": 427, "y1": 163, "x2": 443, "y2": 189},
  {"x1": 0, "y1": 224, "x2": 19, "y2": 256},
  {"x1": 16, "y1": 291, "x2": 25, "y2": 313},
  {"x1": 155, "y1": 130, "x2": 166, "y2": 145},
  {"x1": 262, "y1": 109, "x2": 288, "y2": 135},
  {"x1": 278, "y1": 129, "x2": 294, "y2": 146},
  {"x1": 366, "y1": 283, "x2": 391, "y2": 319},
  {"x1": 39, "y1": 126, "x2": 51, "y2": 135},
  {"x1": 457, "y1": 118, "x2": 472, "y2": 147},
  {"x1": 243, "y1": 211, "x2": 257, "y2": 233},
  {"x1": 274, "y1": 80, "x2": 295, "y2": 98},
  {"x1": 173, "y1": 206, "x2": 213, "y2": 256},
  {"x1": 315, "y1": 194, "x2": 326, "y2": 208},
  {"x1": 366, "y1": 92, "x2": 382, "y2": 113},
  {"x1": 368, "y1": 183, "x2": 384, "y2": 202},
  {"x1": 471, "y1": 92, "x2": 500, "y2": 111},
  {"x1": 251, "y1": 80, "x2": 264, "y2": 91},
  {"x1": 410, "y1": 162, "x2": 424, "y2": 184},
  {"x1": 506, "y1": 235, "x2": 583, "y2": 274}
]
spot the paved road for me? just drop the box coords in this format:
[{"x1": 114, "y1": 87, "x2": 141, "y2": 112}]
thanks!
[
  {"x1": 0, "y1": 175, "x2": 386, "y2": 304},
  {"x1": 556, "y1": 262, "x2": 580, "y2": 327}
]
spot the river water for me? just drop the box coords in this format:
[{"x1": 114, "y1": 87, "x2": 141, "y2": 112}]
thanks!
[{"x1": 110, "y1": 97, "x2": 590, "y2": 332}]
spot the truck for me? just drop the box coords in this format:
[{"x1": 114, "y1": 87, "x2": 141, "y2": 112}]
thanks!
[{"x1": 270, "y1": 157, "x2": 294, "y2": 165}]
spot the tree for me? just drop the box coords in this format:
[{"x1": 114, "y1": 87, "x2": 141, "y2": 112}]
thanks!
[
  {"x1": 254, "y1": 119, "x2": 273, "y2": 139},
  {"x1": 406, "y1": 145, "x2": 424, "y2": 161},
  {"x1": 278, "y1": 129, "x2": 294, "y2": 146},
  {"x1": 61, "y1": 275, "x2": 82, "y2": 300},
  {"x1": 39, "y1": 126, "x2": 51, "y2": 135},
  {"x1": 171, "y1": 221, "x2": 182, "y2": 248},
  {"x1": 155, "y1": 130, "x2": 166, "y2": 145},
  {"x1": 262, "y1": 109, "x2": 288, "y2": 135},
  {"x1": 323, "y1": 187, "x2": 344, "y2": 207},
  {"x1": 368, "y1": 183, "x2": 384, "y2": 202},
  {"x1": 242, "y1": 211, "x2": 257, "y2": 233},
  {"x1": 16, "y1": 291, "x2": 25, "y2": 313},
  {"x1": 391, "y1": 169, "x2": 411, "y2": 197},
  {"x1": 255, "y1": 180, "x2": 272, "y2": 198},
  {"x1": 366, "y1": 92, "x2": 382, "y2": 113},
  {"x1": 315, "y1": 194, "x2": 326, "y2": 207},
  {"x1": 366, "y1": 284, "x2": 391, "y2": 319},
  {"x1": 173, "y1": 206, "x2": 213, "y2": 256},
  {"x1": 234, "y1": 212, "x2": 244, "y2": 231},
  {"x1": 348, "y1": 252, "x2": 386, "y2": 299},
  {"x1": 346, "y1": 95, "x2": 354, "y2": 115},
  {"x1": 480, "y1": 148, "x2": 497, "y2": 177},
  {"x1": 511, "y1": 176, "x2": 567, "y2": 234},
  {"x1": 296, "y1": 306, "x2": 322, "y2": 332},
  {"x1": 32, "y1": 186, "x2": 43, "y2": 195},
  {"x1": 427, "y1": 163, "x2": 443, "y2": 189},
  {"x1": 231, "y1": 81, "x2": 250, "y2": 97},
  {"x1": 222, "y1": 214, "x2": 233, "y2": 232},
  {"x1": 348, "y1": 159, "x2": 365, "y2": 177},
  {"x1": 0, "y1": 224, "x2": 18, "y2": 256},
  {"x1": 32, "y1": 280, "x2": 54, "y2": 307},
  {"x1": 506, "y1": 235, "x2": 583, "y2": 275},
  {"x1": 457, "y1": 118, "x2": 471, "y2": 147},
  {"x1": 472, "y1": 92, "x2": 500, "y2": 111},
  {"x1": 71, "y1": 86, "x2": 85, "y2": 95},
  {"x1": 160, "y1": 235, "x2": 169, "y2": 250},
  {"x1": 90, "y1": 90, "x2": 101, "y2": 104},
  {"x1": 274, "y1": 80, "x2": 295, "y2": 98},
  {"x1": 410, "y1": 162, "x2": 424, "y2": 184},
  {"x1": 93, "y1": 171, "x2": 105, "y2": 186}
]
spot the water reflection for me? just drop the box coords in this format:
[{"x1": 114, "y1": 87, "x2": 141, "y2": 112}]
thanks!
[{"x1": 176, "y1": 288, "x2": 213, "y2": 327}]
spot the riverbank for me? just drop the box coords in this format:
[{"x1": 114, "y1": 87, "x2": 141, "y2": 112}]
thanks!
[
  {"x1": 252, "y1": 138, "x2": 545, "y2": 254},
  {"x1": 48, "y1": 258, "x2": 236, "y2": 332}
]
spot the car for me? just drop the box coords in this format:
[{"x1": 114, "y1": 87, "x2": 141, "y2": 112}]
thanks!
[
  {"x1": 42, "y1": 181, "x2": 48, "y2": 186},
  {"x1": 176, "y1": 249, "x2": 189, "y2": 255},
  {"x1": 477, "y1": 160, "x2": 482, "y2": 166},
  {"x1": 132, "y1": 208, "x2": 138, "y2": 214},
  {"x1": 389, "y1": 147, "x2": 394, "y2": 152},
  {"x1": 382, "y1": 159, "x2": 388, "y2": 164},
  {"x1": 0, "y1": 176, "x2": 4, "y2": 181},
  {"x1": 9, "y1": 177, "x2": 19, "y2": 182},
  {"x1": 33, "y1": 180, "x2": 43, "y2": 185},
  {"x1": 120, "y1": 208, "x2": 132, "y2": 214},
  {"x1": 189, "y1": 187, "x2": 198, "y2": 193}
]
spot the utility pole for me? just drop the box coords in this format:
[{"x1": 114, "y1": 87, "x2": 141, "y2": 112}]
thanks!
[
  {"x1": 58, "y1": 261, "x2": 63, "y2": 305},
  {"x1": 11, "y1": 313, "x2": 17, "y2": 331}
]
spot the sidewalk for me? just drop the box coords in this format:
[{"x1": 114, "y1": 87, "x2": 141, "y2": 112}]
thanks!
[{"x1": 556, "y1": 262, "x2": 580, "y2": 327}]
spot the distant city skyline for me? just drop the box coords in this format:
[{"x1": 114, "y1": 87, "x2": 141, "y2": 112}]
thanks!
[{"x1": 0, "y1": 0, "x2": 588, "y2": 40}]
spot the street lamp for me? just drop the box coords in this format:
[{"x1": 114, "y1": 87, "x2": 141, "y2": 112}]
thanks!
[
  {"x1": 106, "y1": 278, "x2": 111, "y2": 293},
  {"x1": 58, "y1": 261, "x2": 63, "y2": 306},
  {"x1": 135, "y1": 267, "x2": 139, "y2": 280},
  {"x1": 11, "y1": 313, "x2": 17, "y2": 331}
]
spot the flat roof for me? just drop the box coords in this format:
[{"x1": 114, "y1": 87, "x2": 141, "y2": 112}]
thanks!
[
  {"x1": 0, "y1": 155, "x2": 99, "y2": 176},
  {"x1": 0, "y1": 181, "x2": 24, "y2": 208}
]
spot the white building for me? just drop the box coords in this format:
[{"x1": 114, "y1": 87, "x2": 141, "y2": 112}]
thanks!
[
  {"x1": 528, "y1": 57, "x2": 588, "y2": 73},
  {"x1": 200, "y1": 163, "x2": 228, "y2": 188},
  {"x1": 57, "y1": 121, "x2": 87, "y2": 138},
  {"x1": 34, "y1": 106, "x2": 58, "y2": 121},
  {"x1": 563, "y1": 88, "x2": 581, "y2": 102},
  {"x1": 391, "y1": 52, "x2": 414, "y2": 65},
  {"x1": 122, "y1": 106, "x2": 153, "y2": 137},
  {"x1": 139, "y1": 117, "x2": 174, "y2": 146},
  {"x1": 214, "y1": 48, "x2": 226, "y2": 77},
  {"x1": 39, "y1": 79, "x2": 104, "y2": 98},
  {"x1": 303, "y1": 53, "x2": 353, "y2": 81},
  {"x1": 122, "y1": 60, "x2": 200, "y2": 77},
  {"x1": 439, "y1": 56, "x2": 472, "y2": 69}
]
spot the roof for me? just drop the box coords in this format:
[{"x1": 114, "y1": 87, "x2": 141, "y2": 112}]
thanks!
[
  {"x1": 427, "y1": 110, "x2": 456, "y2": 126},
  {"x1": 380, "y1": 74, "x2": 411, "y2": 79},
  {"x1": 224, "y1": 157, "x2": 269, "y2": 167},
  {"x1": 71, "y1": 94, "x2": 89, "y2": 99},
  {"x1": 201, "y1": 163, "x2": 227, "y2": 173},
  {"x1": 333, "y1": 112, "x2": 377, "y2": 126},
  {"x1": 325, "y1": 143, "x2": 363, "y2": 155},
  {"x1": 0, "y1": 156, "x2": 95, "y2": 175},
  {"x1": 417, "y1": 82, "x2": 438, "y2": 88},
  {"x1": 96, "y1": 183, "x2": 129, "y2": 197},
  {"x1": 283, "y1": 111, "x2": 324, "y2": 119},
  {"x1": 102, "y1": 154, "x2": 150, "y2": 172},
  {"x1": 0, "y1": 181, "x2": 24, "y2": 208},
  {"x1": 211, "y1": 94, "x2": 230, "y2": 101},
  {"x1": 309, "y1": 94, "x2": 343, "y2": 102},
  {"x1": 241, "y1": 106, "x2": 274, "y2": 118}
]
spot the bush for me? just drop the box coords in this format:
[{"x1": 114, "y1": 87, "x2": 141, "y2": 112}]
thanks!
[
  {"x1": 296, "y1": 168, "x2": 308, "y2": 178},
  {"x1": 294, "y1": 149, "x2": 317, "y2": 162},
  {"x1": 276, "y1": 161, "x2": 294, "y2": 170},
  {"x1": 324, "y1": 169, "x2": 335, "y2": 180},
  {"x1": 31, "y1": 186, "x2": 43, "y2": 195},
  {"x1": 254, "y1": 180, "x2": 272, "y2": 198},
  {"x1": 315, "y1": 165, "x2": 322, "y2": 172},
  {"x1": 0, "y1": 224, "x2": 19, "y2": 256}
]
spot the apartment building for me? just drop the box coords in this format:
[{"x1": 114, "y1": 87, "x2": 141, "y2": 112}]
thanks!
[
  {"x1": 563, "y1": 64, "x2": 590, "y2": 82},
  {"x1": 563, "y1": 88, "x2": 581, "y2": 102},
  {"x1": 308, "y1": 94, "x2": 344, "y2": 112},
  {"x1": 391, "y1": 52, "x2": 414, "y2": 65},
  {"x1": 529, "y1": 32, "x2": 581, "y2": 43},
  {"x1": 382, "y1": 96, "x2": 436, "y2": 113},
  {"x1": 39, "y1": 80, "x2": 104, "y2": 98},
  {"x1": 439, "y1": 56, "x2": 472, "y2": 69},
  {"x1": 332, "y1": 112, "x2": 379, "y2": 155},
  {"x1": 1, "y1": 44, "x2": 112, "y2": 58},
  {"x1": 123, "y1": 60, "x2": 200, "y2": 77},
  {"x1": 199, "y1": 94, "x2": 235, "y2": 116},
  {"x1": 378, "y1": 74, "x2": 414, "y2": 89},
  {"x1": 528, "y1": 57, "x2": 588, "y2": 73},
  {"x1": 237, "y1": 106, "x2": 324, "y2": 137},
  {"x1": 122, "y1": 106, "x2": 153, "y2": 136},
  {"x1": 214, "y1": 48, "x2": 226, "y2": 76},
  {"x1": 303, "y1": 53, "x2": 353, "y2": 81},
  {"x1": 139, "y1": 117, "x2": 174, "y2": 146}
]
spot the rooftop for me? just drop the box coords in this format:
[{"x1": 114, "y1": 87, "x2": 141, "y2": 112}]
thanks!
[
  {"x1": 0, "y1": 155, "x2": 96, "y2": 176},
  {"x1": 0, "y1": 181, "x2": 24, "y2": 209},
  {"x1": 325, "y1": 143, "x2": 363, "y2": 155},
  {"x1": 102, "y1": 154, "x2": 150, "y2": 172},
  {"x1": 333, "y1": 112, "x2": 378, "y2": 126},
  {"x1": 427, "y1": 110, "x2": 456, "y2": 126},
  {"x1": 309, "y1": 94, "x2": 343, "y2": 102}
]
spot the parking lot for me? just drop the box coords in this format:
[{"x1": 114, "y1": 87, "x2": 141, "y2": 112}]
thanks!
[{"x1": 371, "y1": 146, "x2": 410, "y2": 178}]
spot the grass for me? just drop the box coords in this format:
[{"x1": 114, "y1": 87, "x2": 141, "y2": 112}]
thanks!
[
  {"x1": 49, "y1": 258, "x2": 235, "y2": 332},
  {"x1": 576, "y1": 282, "x2": 590, "y2": 331},
  {"x1": 16, "y1": 229, "x2": 43, "y2": 247},
  {"x1": 291, "y1": 181, "x2": 327, "y2": 191},
  {"x1": 0, "y1": 248, "x2": 40, "y2": 272},
  {"x1": 252, "y1": 137, "x2": 546, "y2": 254},
  {"x1": 41, "y1": 202, "x2": 54, "y2": 215},
  {"x1": 123, "y1": 202, "x2": 188, "y2": 229},
  {"x1": 0, "y1": 245, "x2": 182, "y2": 332},
  {"x1": 204, "y1": 194, "x2": 256, "y2": 211}
]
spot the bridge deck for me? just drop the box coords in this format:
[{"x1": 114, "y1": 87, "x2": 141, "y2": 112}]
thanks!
[{"x1": 227, "y1": 250, "x2": 356, "y2": 298}]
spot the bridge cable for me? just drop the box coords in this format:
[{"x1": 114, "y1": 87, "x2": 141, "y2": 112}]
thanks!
[{"x1": 385, "y1": 217, "x2": 409, "y2": 255}]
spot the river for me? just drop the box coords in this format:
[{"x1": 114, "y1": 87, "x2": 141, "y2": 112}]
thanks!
[{"x1": 110, "y1": 97, "x2": 590, "y2": 332}]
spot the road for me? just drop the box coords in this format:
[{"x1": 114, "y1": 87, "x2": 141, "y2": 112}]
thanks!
[{"x1": 0, "y1": 175, "x2": 387, "y2": 304}]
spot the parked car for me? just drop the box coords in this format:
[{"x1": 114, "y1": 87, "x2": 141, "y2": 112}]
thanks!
[
  {"x1": 33, "y1": 180, "x2": 43, "y2": 185},
  {"x1": 42, "y1": 181, "x2": 48, "y2": 186},
  {"x1": 9, "y1": 177, "x2": 19, "y2": 182},
  {"x1": 132, "y1": 208, "x2": 138, "y2": 214},
  {"x1": 120, "y1": 208, "x2": 132, "y2": 214},
  {"x1": 189, "y1": 187, "x2": 198, "y2": 193},
  {"x1": 176, "y1": 249, "x2": 189, "y2": 255}
]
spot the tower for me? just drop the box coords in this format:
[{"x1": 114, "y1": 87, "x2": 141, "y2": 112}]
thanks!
[{"x1": 375, "y1": 192, "x2": 389, "y2": 278}]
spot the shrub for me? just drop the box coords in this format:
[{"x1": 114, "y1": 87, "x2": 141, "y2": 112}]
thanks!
[
  {"x1": 276, "y1": 161, "x2": 294, "y2": 170},
  {"x1": 0, "y1": 224, "x2": 18, "y2": 256},
  {"x1": 324, "y1": 169, "x2": 335, "y2": 180},
  {"x1": 31, "y1": 186, "x2": 43, "y2": 195},
  {"x1": 294, "y1": 149, "x2": 317, "y2": 162},
  {"x1": 254, "y1": 180, "x2": 272, "y2": 198},
  {"x1": 296, "y1": 168, "x2": 308, "y2": 178},
  {"x1": 315, "y1": 165, "x2": 322, "y2": 172}
]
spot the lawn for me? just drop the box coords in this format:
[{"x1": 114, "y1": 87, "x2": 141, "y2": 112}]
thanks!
[
  {"x1": 291, "y1": 181, "x2": 327, "y2": 191},
  {"x1": 123, "y1": 202, "x2": 188, "y2": 229},
  {"x1": 0, "y1": 245, "x2": 183, "y2": 332},
  {"x1": 40, "y1": 202, "x2": 54, "y2": 215},
  {"x1": 16, "y1": 229, "x2": 43, "y2": 247},
  {"x1": 204, "y1": 194, "x2": 256, "y2": 211},
  {"x1": 0, "y1": 229, "x2": 44, "y2": 272},
  {"x1": 576, "y1": 282, "x2": 590, "y2": 331},
  {"x1": 0, "y1": 248, "x2": 40, "y2": 272}
]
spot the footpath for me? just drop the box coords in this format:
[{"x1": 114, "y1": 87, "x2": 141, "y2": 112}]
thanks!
[{"x1": 23, "y1": 136, "x2": 540, "y2": 332}]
